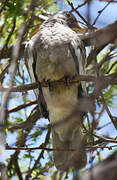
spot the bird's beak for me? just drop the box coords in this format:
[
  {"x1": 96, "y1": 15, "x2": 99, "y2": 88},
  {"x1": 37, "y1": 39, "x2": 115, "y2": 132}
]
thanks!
[{"x1": 72, "y1": 24, "x2": 86, "y2": 33}]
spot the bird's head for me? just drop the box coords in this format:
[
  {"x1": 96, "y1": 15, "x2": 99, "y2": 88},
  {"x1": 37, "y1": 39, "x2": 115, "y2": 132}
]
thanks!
[{"x1": 48, "y1": 11, "x2": 85, "y2": 32}]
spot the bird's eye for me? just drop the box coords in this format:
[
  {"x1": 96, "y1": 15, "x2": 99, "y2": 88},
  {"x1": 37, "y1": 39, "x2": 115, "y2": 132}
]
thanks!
[{"x1": 66, "y1": 12, "x2": 71, "y2": 18}]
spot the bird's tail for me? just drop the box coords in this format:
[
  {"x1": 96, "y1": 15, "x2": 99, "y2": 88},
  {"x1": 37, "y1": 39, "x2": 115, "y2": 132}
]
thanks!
[{"x1": 52, "y1": 128, "x2": 87, "y2": 171}]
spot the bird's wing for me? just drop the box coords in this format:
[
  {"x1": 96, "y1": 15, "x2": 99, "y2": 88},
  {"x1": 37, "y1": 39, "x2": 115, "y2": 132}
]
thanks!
[
  {"x1": 24, "y1": 40, "x2": 49, "y2": 119},
  {"x1": 69, "y1": 37, "x2": 87, "y2": 97}
]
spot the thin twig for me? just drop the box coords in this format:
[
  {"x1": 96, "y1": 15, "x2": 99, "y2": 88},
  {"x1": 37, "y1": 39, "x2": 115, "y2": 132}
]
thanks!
[
  {"x1": 106, "y1": 60, "x2": 117, "y2": 74},
  {"x1": 97, "y1": 121, "x2": 113, "y2": 130},
  {"x1": 6, "y1": 144, "x2": 117, "y2": 151},
  {"x1": 8, "y1": 100, "x2": 37, "y2": 113},
  {"x1": 88, "y1": 52, "x2": 113, "y2": 73},
  {"x1": 100, "y1": 92, "x2": 117, "y2": 130},
  {"x1": 0, "y1": 63, "x2": 9, "y2": 82},
  {"x1": 83, "y1": 124, "x2": 117, "y2": 143},
  {"x1": 0, "y1": 17, "x2": 16, "y2": 59},
  {"x1": 25, "y1": 128, "x2": 51, "y2": 180},
  {"x1": 93, "y1": 2, "x2": 111, "y2": 25},
  {"x1": 5, "y1": 17, "x2": 16, "y2": 49},
  {"x1": 67, "y1": 0, "x2": 95, "y2": 29},
  {"x1": 7, "y1": 107, "x2": 40, "y2": 178},
  {"x1": 76, "y1": 1, "x2": 87, "y2": 9}
]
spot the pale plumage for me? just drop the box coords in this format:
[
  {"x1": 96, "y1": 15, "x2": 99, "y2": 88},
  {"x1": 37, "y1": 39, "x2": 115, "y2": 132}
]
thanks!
[{"x1": 25, "y1": 11, "x2": 87, "y2": 171}]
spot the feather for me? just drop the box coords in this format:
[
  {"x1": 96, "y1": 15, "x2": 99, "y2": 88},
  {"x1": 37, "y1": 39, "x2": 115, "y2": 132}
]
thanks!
[{"x1": 25, "y1": 11, "x2": 87, "y2": 171}]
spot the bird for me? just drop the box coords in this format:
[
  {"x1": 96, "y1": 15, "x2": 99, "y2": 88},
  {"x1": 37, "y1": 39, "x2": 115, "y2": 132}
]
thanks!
[{"x1": 25, "y1": 11, "x2": 87, "y2": 171}]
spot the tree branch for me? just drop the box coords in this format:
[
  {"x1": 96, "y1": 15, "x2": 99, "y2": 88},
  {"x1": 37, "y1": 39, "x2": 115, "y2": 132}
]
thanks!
[
  {"x1": 0, "y1": 73, "x2": 117, "y2": 92},
  {"x1": 8, "y1": 100, "x2": 37, "y2": 113},
  {"x1": 80, "y1": 21, "x2": 117, "y2": 47}
]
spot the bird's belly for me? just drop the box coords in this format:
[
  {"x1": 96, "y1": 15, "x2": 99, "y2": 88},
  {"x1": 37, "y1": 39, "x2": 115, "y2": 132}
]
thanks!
[
  {"x1": 50, "y1": 105, "x2": 81, "y2": 142},
  {"x1": 43, "y1": 84, "x2": 78, "y2": 109},
  {"x1": 38, "y1": 60, "x2": 76, "y2": 81},
  {"x1": 42, "y1": 84, "x2": 81, "y2": 141}
]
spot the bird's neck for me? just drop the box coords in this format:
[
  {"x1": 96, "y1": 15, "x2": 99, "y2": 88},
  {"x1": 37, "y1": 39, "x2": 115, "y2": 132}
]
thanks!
[{"x1": 41, "y1": 19, "x2": 68, "y2": 29}]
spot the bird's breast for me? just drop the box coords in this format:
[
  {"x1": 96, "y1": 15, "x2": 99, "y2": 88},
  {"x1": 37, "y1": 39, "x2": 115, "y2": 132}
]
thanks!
[{"x1": 36, "y1": 44, "x2": 77, "y2": 81}]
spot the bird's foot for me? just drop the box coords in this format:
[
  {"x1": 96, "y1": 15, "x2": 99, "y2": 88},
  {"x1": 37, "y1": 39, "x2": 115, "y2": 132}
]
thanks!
[
  {"x1": 64, "y1": 75, "x2": 76, "y2": 86},
  {"x1": 46, "y1": 79, "x2": 53, "y2": 91}
]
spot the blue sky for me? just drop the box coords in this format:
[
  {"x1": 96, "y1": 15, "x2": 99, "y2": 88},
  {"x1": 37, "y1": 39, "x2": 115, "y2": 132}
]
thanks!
[{"x1": 58, "y1": 0, "x2": 117, "y2": 28}]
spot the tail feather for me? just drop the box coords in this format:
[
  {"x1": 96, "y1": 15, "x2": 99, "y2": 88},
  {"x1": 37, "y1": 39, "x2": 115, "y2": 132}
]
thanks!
[
  {"x1": 52, "y1": 129, "x2": 69, "y2": 171},
  {"x1": 52, "y1": 128, "x2": 87, "y2": 171}
]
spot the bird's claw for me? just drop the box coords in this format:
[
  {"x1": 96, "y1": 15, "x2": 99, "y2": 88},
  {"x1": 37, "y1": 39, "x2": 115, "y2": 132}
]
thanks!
[
  {"x1": 64, "y1": 75, "x2": 75, "y2": 86},
  {"x1": 47, "y1": 79, "x2": 53, "y2": 91}
]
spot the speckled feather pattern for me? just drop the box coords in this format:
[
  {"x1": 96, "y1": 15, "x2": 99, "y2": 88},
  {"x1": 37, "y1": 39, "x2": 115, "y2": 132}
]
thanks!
[{"x1": 25, "y1": 11, "x2": 87, "y2": 171}]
